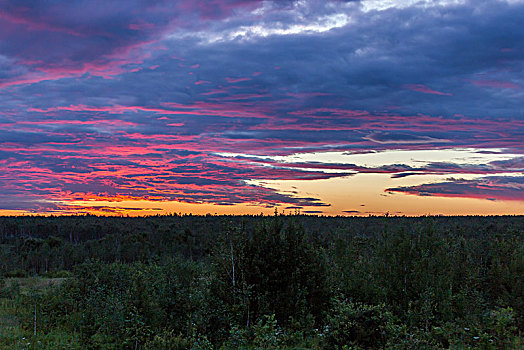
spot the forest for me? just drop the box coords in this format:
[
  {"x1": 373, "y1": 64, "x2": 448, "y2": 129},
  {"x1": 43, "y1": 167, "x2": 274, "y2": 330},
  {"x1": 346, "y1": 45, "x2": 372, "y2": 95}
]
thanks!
[{"x1": 0, "y1": 214, "x2": 522, "y2": 349}]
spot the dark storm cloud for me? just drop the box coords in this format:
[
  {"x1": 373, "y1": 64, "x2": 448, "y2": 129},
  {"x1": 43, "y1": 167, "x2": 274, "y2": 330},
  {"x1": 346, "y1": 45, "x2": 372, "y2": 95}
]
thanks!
[
  {"x1": 386, "y1": 176, "x2": 524, "y2": 201},
  {"x1": 0, "y1": 0, "x2": 523, "y2": 212},
  {"x1": 0, "y1": 195, "x2": 58, "y2": 212}
]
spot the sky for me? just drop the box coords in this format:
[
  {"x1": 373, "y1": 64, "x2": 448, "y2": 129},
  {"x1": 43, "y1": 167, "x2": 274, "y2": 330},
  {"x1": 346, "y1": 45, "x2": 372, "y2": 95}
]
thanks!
[{"x1": 0, "y1": 0, "x2": 523, "y2": 216}]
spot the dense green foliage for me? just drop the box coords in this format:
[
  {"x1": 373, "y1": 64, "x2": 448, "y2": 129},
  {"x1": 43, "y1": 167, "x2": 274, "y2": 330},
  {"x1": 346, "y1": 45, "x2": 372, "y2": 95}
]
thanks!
[{"x1": 0, "y1": 214, "x2": 523, "y2": 348}]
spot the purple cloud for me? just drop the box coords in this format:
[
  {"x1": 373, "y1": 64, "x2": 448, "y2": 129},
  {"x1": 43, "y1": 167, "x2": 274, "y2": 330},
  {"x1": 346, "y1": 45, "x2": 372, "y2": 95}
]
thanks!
[
  {"x1": 386, "y1": 176, "x2": 524, "y2": 201},
  {"x1": 0, "y1": 0, "x2": 523, "y2": 213},
  {"x1": 404, "y1": 84, "x2": 452, "y2": 96}
]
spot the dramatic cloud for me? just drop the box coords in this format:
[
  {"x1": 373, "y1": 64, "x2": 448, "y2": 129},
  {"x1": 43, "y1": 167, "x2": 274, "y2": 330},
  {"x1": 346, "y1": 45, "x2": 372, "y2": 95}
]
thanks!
[
  {"x1": 386, "y1": 176, "x2": 524, "y2": 201},
  {"x1": 0, "y1": 0, "x2": 523, "y2": 214}
]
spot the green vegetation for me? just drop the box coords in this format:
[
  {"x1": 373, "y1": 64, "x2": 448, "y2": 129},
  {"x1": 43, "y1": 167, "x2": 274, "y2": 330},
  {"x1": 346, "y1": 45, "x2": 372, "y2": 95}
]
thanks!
[{"x1": 0, "y1": 214, "x2": 523, "y2": 348}]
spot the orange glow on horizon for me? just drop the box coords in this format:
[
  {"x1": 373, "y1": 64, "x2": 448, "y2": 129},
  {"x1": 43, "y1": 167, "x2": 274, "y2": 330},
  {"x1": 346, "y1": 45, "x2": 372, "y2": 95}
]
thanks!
[{"x1": 2, "y1": 173, "x2": 523, "y2": 217}]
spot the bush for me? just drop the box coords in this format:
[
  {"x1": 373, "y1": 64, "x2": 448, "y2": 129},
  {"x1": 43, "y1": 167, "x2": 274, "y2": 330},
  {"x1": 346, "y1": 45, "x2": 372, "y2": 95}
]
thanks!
[
  {"x1": 42, "y1": 269, "x2": 72, "y2": 278},
  {"x1": 252, "y1": 314, "x2": 283, "y2": 349},
  {"x1": 4, "y1": 269, "x2": 27, "y2": 278},
  {"x1": 145, "y1": 329, "x2": 190, "y2": 350},
  {"x1": 325, "y1": 298, "x2": 393, "y2": 349}
]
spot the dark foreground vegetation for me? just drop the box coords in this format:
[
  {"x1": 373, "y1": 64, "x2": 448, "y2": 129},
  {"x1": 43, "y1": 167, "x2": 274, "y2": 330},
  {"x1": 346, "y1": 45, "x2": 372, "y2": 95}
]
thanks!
[{"x1": 0, "y1": 214, "x2": 523, "y2": 349}]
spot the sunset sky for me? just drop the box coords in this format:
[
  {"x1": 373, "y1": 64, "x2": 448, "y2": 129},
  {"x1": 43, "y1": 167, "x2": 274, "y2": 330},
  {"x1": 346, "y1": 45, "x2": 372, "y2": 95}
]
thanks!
[{"x1": 0, "y1": 0, "x2": 523, "y2": 216}]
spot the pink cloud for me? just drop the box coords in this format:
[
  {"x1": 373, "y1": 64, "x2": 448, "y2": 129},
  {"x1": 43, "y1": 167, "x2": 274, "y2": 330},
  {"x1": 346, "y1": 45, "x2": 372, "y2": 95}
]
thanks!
[
  {"x1": 0, "y1": 12, "x2": 84, "y2": 36},
  {"x1": 226, "y1": 77, "x2": 252, "y2": 83},
  {"x1": 0, "y1": 45, "x2": 152, "y2": 88},
  {"x1": 470, "y1": 79, "x2": 521, "y2": 89},
  {"x1": 176, "y1": 0, "x2": 262, "y2": 21},
  {"x1": 404, "y1": 84, "x2": 452, "y2": 96},
  {"x1": 128, "y1": 22, "x2": 155, "y2": 31},
  {"x1": 285, "y1": 92, "x2": 331, "y2": 98}
]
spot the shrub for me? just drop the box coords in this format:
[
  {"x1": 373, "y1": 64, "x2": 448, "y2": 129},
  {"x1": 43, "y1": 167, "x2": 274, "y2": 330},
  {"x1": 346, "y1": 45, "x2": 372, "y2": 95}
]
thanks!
[{"x1": 325, "y1": 299, "x2": 393, "y2": 349}]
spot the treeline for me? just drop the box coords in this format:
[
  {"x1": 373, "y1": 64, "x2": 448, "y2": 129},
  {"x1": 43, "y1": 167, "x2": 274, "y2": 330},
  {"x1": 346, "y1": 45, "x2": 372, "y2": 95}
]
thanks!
[{"x1": 0, "y1": 215, "x2": 523, "y2": 348}]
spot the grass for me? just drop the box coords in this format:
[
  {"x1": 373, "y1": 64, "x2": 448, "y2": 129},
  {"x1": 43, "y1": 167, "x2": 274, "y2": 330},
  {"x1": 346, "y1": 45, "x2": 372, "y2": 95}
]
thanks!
[
  {"x1": 3, "y1": 278, "x2": 66, "y2": 295},
  {"x1": 0, "y1": 277, "x2": 79, "y2": 349}
]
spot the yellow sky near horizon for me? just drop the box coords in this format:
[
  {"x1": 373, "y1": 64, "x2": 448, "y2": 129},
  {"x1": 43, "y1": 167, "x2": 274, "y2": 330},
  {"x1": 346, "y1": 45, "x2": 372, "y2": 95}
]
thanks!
[
  {"x1": 1, "y1": 149, "x2": 522, "y2": 217},
  {"x1": 2, "y1": 171, "x2": 522, "y2": 217}
]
